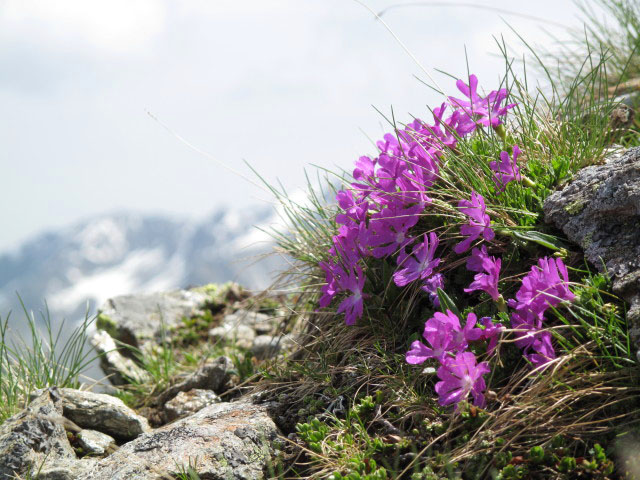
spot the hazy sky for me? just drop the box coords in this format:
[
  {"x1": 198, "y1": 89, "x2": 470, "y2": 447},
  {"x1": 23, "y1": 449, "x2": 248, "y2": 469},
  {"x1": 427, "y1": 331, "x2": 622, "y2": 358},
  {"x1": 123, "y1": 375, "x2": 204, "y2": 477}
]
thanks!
[{"x1": 0, "y1": 0, "x2": 590, "y2": 252}]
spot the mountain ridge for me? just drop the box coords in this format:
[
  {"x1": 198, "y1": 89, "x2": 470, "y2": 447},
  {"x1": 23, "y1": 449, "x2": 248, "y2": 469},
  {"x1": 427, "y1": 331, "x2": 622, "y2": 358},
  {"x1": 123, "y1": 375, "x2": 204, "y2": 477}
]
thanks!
[{"x1": 0, "y1": 206, "x2": 282, "y2": 335}]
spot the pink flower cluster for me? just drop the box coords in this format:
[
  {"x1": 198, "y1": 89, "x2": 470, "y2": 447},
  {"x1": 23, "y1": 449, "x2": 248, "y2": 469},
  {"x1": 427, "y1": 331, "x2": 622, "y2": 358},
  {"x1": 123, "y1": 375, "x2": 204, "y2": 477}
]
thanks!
[
  {"x1": 407, "y1": 254, "x2": 574, "y2": 409},
  {"x1": 320, "y1": 75, "x2": 514, "y2": 325},
  {"x1": 508, "y1": 257, "x2": 575, "y2": 369},
  {"x1": 406, "y1": 310, "x2": 501, "y2": 408},
  {"x1": 318, "y1": 73, "x2": 576, "y2": 411}
]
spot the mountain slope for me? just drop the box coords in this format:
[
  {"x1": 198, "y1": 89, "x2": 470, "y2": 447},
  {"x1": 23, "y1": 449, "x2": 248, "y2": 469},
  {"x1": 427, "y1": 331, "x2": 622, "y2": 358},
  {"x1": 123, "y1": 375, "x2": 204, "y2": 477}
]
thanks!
[{"x1": 0, "y1": 206, "x2": 283, "y2": 335}]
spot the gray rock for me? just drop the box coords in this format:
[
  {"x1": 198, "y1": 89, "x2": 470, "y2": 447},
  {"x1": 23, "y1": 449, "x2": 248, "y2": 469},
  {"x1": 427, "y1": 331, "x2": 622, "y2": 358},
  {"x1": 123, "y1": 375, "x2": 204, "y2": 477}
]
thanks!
[
  {"x1": 157, "y1": 357, "x2": 234, "y2": 404},
  {"x1": 76, "y1": 429, "x2": 116, "y2": 457},
  {"x1": 223, "y1": 309, "x2": 276, "y2": 335},
  {"x1": 544, "y1": 146, "x2": 640, "y2": 351},
  {"x1": 251, "y1": 334, "x2": 295, "y2": 360},
  {"x1": 96, "y1": 289, "x2": 209, "y2": 351},
  {"x1": 90, "y1": 330, "x2": 151, "y2": 386},
  {"x1": 209, "y1": 323, "x2": 256, "y2": 349},
  {"x1": 85, "y1": 401, "x2": 280, "y2": 480},
  {"x1": 164, "y1": 389, "x2": 221, "y2": 422},
  {"x1": 0, "y1": 388, "x2": 94, "y2": 479},
  {"x1": 156, "y1": 356, "x2": 233, "y2": 404},
  {"x1": 59, "y1": 388, "x2": 150, "y2": 440}
]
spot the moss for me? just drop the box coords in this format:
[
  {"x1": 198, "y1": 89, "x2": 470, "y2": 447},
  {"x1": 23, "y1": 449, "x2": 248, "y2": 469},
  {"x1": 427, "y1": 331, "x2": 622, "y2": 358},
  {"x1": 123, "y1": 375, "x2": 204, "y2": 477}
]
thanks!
[
  {"x1": 583, "y1": 231, "x2": 594, "y2": 249},
  {"x1": 96, "y1": 313, "x2": 118, "y2": 338},
  {"x1": 564, "y1": 197, "x2": 586, "y2": 215}
]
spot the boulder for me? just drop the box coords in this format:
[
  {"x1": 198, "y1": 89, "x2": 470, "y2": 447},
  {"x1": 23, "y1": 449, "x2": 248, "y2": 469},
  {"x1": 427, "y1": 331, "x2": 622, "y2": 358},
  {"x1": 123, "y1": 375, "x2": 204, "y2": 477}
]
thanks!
[
  {"x1": 96, "y1": 289, "x2": 209, "y2": 352},
  {"x1": 544, "y1": 146, "x2": 640, "y2": 352},
  {"x1": 59, "y1": 388, "x2": 150, "y2": 441},
  {"x1": 0, "y1": 388, "x2": 95, "y2": 479},
  {"x1": 85, "y1": 401, "x2": 281, "y2": 480},
  {"x1": 164, "y1": 389, "x2": 221, "y2": 422}
]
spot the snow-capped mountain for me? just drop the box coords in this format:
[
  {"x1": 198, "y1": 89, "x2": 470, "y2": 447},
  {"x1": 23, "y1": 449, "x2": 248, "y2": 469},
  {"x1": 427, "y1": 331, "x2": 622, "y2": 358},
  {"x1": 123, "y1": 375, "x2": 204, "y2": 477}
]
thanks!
[{"x1": 0, "y1": 206, "x2": 285, "y2": 337}]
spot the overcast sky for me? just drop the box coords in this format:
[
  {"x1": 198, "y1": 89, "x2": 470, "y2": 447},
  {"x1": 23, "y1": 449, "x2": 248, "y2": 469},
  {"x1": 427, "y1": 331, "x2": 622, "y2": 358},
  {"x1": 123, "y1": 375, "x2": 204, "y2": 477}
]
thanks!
[{"x1": 0, "y1": 0, "x2": 591, "y2": 252}]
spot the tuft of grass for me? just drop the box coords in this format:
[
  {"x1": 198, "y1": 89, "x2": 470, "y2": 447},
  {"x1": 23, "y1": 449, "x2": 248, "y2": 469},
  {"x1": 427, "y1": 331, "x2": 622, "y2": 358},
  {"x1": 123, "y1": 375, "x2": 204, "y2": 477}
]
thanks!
[{"x1": 0, "y1": 300, "x2": 97, "y2": 424}]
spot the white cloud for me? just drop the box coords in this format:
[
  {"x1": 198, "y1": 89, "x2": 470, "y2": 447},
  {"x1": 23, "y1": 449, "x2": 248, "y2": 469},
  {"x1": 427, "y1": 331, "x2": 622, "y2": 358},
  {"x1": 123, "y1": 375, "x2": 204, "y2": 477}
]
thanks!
[{"x1": 0, "y1": 0, "x2": 166, "y2": 54}]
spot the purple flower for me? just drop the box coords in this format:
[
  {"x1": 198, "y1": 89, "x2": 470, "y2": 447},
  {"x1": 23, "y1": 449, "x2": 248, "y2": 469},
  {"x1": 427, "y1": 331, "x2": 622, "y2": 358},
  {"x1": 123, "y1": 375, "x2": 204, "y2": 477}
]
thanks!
[
  {"x1": 366, "y1": 203, "x2": 423, "y2": 258},
  {"x1": 491, "y1": 145, "x2": 522, "y2": 191},
  {"x1": 435, "y1": 351, "x2": 491, "y2": 408},
  {"x1": 335, "y1": 190, "x2": 369, "y2": 227},
  {"x1": 508, "y1": 257, "x2": 575, "y2": 319},
  {"x1": 511, "y1": 310, "x2": 556, "y2": 369},
  {"x1": 331, "y1": 223, "x2": 368, "y2": 268},
  {"x1": 406, "y1": 320, "x2": 455, "y2": 364},
  {"x1": 480, "y1": 316, "x2": 503, "y2": 355},
  {"x1": 407, "y1": 310, "x2": 484, "y2": 369},
  {"x1": 424, "y1": 310, "x2": 483, "y2": 353},
  {"x1": 454, "y1": 191, "x2": 495, "y2": 254},
  {"x1": 401, "y1": 144, "x2": 439, "y2": 204},
  {"x1": 318, "y1": 260, "x2": 347, "y2": 308},
  {"x1": 448, "y1": 74, "x2": 515, "y2": 132},
  {"x1": 393, "y1": 232, "x2": 441, "y2": 287},
  {"x1": 336, "y1": 264, "x2": 366, "y2": 326},
  {"x1": 422, "y1": 273, "x2": 444, "y2": 307},
  {"x1": 463, "y1": 246, "x2": 501, "y2": 301}
]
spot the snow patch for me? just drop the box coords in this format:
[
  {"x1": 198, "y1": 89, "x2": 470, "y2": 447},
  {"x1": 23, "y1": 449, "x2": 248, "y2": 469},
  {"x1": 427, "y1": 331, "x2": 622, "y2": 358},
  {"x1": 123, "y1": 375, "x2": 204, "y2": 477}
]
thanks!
[{"x1": 47, "y1": 248, "x2": 176, "y2": 311}]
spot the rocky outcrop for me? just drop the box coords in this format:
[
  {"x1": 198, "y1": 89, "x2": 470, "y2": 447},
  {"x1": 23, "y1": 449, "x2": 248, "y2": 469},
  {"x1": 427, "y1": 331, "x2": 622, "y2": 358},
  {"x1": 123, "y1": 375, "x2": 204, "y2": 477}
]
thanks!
[
  {"x1": 96, "y1": 289, "x2": 209, "y2": 352},
  {"x1": 544, "y1": 146, "x2": 640, "y2": 353},
  {"x1": 0, "y1": 389, "x2": 95, "y2": 479},
  {"x1": 0, "y1": 388, "x2": 281, "y2": 480},
  {"x1": 84, "y1": 401, "x2": 279, "y2": 480},
  {"x1": 93, "y1": 285, "x2": 293, "y2": 386}
]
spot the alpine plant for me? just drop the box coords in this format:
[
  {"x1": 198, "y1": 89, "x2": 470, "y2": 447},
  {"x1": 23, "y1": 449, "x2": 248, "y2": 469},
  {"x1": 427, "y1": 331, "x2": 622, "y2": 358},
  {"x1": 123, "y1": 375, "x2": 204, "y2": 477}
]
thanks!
[{"x1": 318, "y1": 74, "x2": 575, "y2": 410}]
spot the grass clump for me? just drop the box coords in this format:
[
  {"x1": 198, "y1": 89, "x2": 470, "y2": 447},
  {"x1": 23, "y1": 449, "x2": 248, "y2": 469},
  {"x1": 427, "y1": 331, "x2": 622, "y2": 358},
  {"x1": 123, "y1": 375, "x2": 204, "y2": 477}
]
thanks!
[{"x1": 0, "y1": 301, "x2": 96, "y2": 424}]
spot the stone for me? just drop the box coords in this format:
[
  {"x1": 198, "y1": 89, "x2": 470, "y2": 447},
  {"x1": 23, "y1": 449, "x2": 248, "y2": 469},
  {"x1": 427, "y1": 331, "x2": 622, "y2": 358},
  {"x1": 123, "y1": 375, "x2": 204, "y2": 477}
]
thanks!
[
  {"x1": 90, "y1": 330, "x2": 150, "y2": 386},
  {"x1": 251, "y1": 334, "x2": 295, "y2": 360},
  {"x1": 223, "y1": 309, "x2": 276, "y2": 335},
  {"x1": 76, "y1": 429, "x2": 116, "y2": 457},
  {"x1": 96, "y1": 288, "x2": 209, "y2": 352},
  {"x1": 209, "y1": 323, "x2": 256, "y2": 349},
  {"x1": 59, "y1": 388, "x2": 150, "y2": 441},
  {"x1": 544, "y1": 146, "x2": 640, "y2": 350},
  {"x1": 0, "y1": 388, "x2": 95, "y2": 479},
  {"x1": 164, "y1": 389, "x2": 221, "y2": 421},
  {"x1": 156, "y1": 356, "x2": 233, "y2": 404},
  {"x1": 84, "y1": 401, "x2": 281, "y2": 480}
]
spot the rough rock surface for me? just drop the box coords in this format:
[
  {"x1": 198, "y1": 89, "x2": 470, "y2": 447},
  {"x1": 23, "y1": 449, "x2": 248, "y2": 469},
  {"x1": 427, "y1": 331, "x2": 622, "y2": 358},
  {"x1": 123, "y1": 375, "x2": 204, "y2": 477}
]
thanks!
[
  {"x1": 97, "y1": 289, "x2": 208, "y2": 351},
  {"x1": 209, "y1": 323, "x2": 256, "y2": 349},
  {"x1": 90, "y1": 330, "x2": 150, "y2": 386},
  {"x1": 164, "y1": 389, "x2": 221, "y2": 421},
  {"x1": 251, "y1": 334, "x2": 295, "y2": 360},
  {"x1": 223, "y1": 310, "x2": 276, "y2": 335},
  {"x1": 85, "y1": 401, "x2": 280, "y2": 480},
  {"x1": 544, "y1": 146, "x2": 640, "y2": 347},
  {"x1": 156, "y1": 356, "x2": 233, "y2": 405},
  {"x1": 60, "y1": 388, "x2": 150, "y2": 440},
  {"x1": 0, "y1": 389, "x2": 94, "y2": 479},
  {"x1": 76, "y1": 429, "x2": 116, "y2": 456}
]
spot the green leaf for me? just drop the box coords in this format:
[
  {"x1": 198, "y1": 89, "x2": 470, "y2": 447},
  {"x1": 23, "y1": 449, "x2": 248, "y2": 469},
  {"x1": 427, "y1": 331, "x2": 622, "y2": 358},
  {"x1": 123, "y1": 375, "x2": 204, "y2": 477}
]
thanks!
[
  {"x1": 512, "y1": 230, "x2": 569, "y2": 252},
  {"x1": 437, "y1": 288, "x2": 461, "y2": 318}
]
